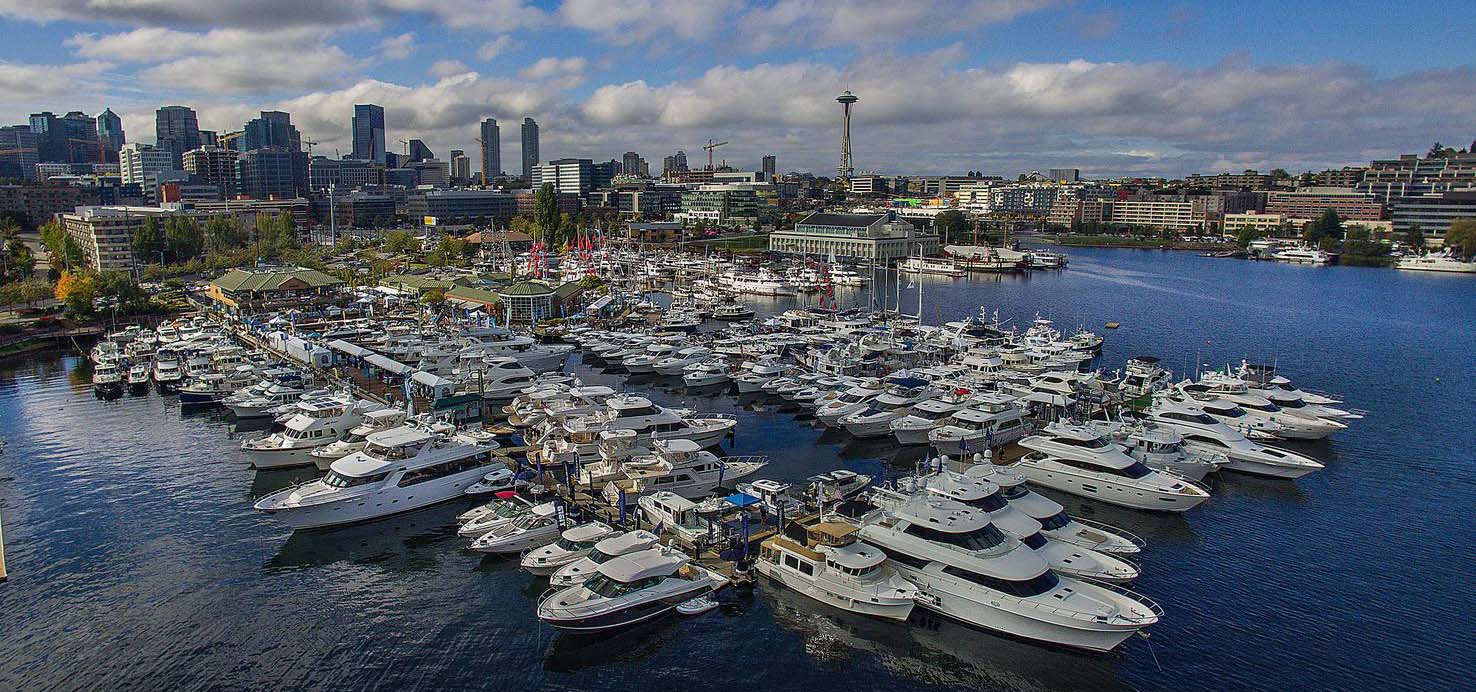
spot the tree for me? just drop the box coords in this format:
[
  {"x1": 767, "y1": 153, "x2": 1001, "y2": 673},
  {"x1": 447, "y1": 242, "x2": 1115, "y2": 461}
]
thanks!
[
  {"x1": 165, "y1": 216, "x2": 204, "y2": 262},
  {"x1": 1404, "y1": 224, "x2": 1425, "y2": 252},
  {"x1": 534, "y1": 182, "x2": 561, "y2": 245},
  {"x1": 96, "y1": 270, "x2": 148, "y2": 313},
  {"x1": 204, "y1": 216, "x2": 245, "y2": 254},
  {"x1": 132, "y1": 217, "x2": 164, "y2": 265},
  {"x1": 39, "y1": 220, "x2": 83, "y2": 273},
  {"x1": 419, "y1": 287, "x2": 446, "y2": 305},
  {"x1": 1302, "y1": 208, "x2": 1344, "y2": 245},
  {"x1": 933, "y1": 210, "x2": 968, "y2": 245},
  {"x1": 4, "y1": 236, "x2": 35, "y2": 280},
  {"x1": 54, "y1": 271, "x2": 97, "y2": 316},
  {"x1": 383, "y1": 229, "x2": 418, "y2": 254},
  {"x1": 1445, "y1": 218, "x2": 1476, "y2": 259},
  {"x1": 1236, "y1": 226, "x2": 1267, "y2": 248}
]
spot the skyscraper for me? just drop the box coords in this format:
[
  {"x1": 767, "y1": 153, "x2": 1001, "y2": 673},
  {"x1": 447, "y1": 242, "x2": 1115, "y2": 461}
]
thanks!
[
  {"x1": 674, "y1": 150, "x2": 688, "y2": 172},
  {"x1": 761, "y1": 155, "x2": 776, "y2": 179},
  {"x1": 183, "y1": 146, "x2": 238, "y2": 198},
  {"x1": 408, "y1": 139, "x2": 434, "y2": 163},
  {"x1": 27, "y1": 112, "x2": 62, "y2": 163},
  {"x1": 622, "y1": 151, "x2": 644, "y2": 177},
  {"x1": 449, "y1": 149, "x2": 471, "y2": 183},
  {"x1": 60, "y1": 111, "x2": 99, "y2": 164},
  {"x1": 479, "y1": 118, "x2": 500, "y2": 182},
  {"x1": 520, "y1": 117, "x2": 539, "y2": 181},
  {"x1": 96, "y1": 109, "x2": 124, "y2": 157},
  {"x1": 352, "y1": 104, "x2": 386, "y2": 164},
  {"x1": 155, "y1": 105, "x2": 201, "y2": 167},
  {"x1": 243, "y1": 111, "x2": 301, "y2": 152},
  {"x1": 0, "y1": 126, "x2": 38, "y2": 181}
]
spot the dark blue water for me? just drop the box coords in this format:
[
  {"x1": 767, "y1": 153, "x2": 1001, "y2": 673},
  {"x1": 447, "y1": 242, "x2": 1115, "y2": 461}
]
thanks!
[{"x1": 1, "y1": 248, "x2": 1471, "y2": 691}]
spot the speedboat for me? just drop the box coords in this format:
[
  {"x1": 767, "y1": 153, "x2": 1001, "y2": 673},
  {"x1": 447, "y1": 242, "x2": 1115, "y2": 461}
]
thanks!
[
  {"x1": 536, "y1": 547, "x2": 726, "y2": 631},
  {"x1": 839, "y1": 379, "x2": 935, "y2": 438},
  {"x1": 681, "y1": 359, "x2": 731, "y2": 388},
  {"x1": 815, "y1": 382, "x2": 885, "y2": 427},
  {"x1": 1015, "y1": 423, "x2": 1210, "y2": 512},
  {"x1": 550, "y1": 530, "x2": 662, "y2": 587},
  {"x1": 254, "y1": 426, "x2": 500, "y2": 530},
  {"x1": 464, "y1": 466, "x2": 517, "y2": 495},
  {"x1": 521, "y1": 521, "x2": 619, "y2": 575},
  {"x1": 469, "y1": 502, "x2": 562, "y2": 554},
  {"x1": 458, "y1": 496, "x2": 535, "y2": 538},
  {"x1": 224, "y1": 383, "x2": 304, "y2": 418},
  {"x1": 756, "y1": 518, "x2": 922, "y2": 621}
]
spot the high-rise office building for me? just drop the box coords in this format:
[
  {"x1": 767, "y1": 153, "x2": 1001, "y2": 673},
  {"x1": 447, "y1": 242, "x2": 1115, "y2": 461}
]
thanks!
[
  {"x1": 407, "y1": 139, "x2": 434, "y2": 163},
  {"x1": 237, "y1": 146, "x2": 299, "y2": 199},
  {"x1": 243, "y1": 111, "x2": 301, "y2": 152},
  {"x1": 761, "y1": 155, "x2": 776, "y2": 179},
  {"x1": 199, "y1": 130, "x2": 218, "y2": 148},
  {"x1": 352, "y1": 104, "x2": 386, "y2": 164},
  {"x1": 674, "y1": 150, "x2": 688, "y2": 172},
  {"x1": 120, "y1": 143, "x2": 177, "y2": 186},
  {"x1": 59, "y1": 111, "x2": 98, "y2": 164},
  {"x1": 155, "y1": 105, "x2": 201, "y2": 167},
  {"x1": 449, "y1": 149, "x2": 471, "y2": 183},
  {"x1": 0, "y1": 125, "x2": 38, "y2": 181},
  {"x1": 622, "y1": 151, "x2": 643, "y2": 177},
  {"x1": 520, "y1": 117, "x2": 539, "y2": 181},
  {"x1": 27, "y1": 112, "x2": 63, "y2": 163},
  {"x1": 479, "y1": 118, "x2": 500, "y2": 182},
  {"x1": 96, "y1": 109, "x2": 124, "y2": 157},
  {"x1": 531, "y1": 158, "x2": 593, "y2": 195}
]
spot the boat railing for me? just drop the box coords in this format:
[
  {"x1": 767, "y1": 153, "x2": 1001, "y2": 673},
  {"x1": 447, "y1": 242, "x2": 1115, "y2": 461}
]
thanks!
[
  {"x1": 718, "y1": 455, "x2": 770, "y2": 467},
  {"x1": 1076, "y1": 579, "x2": 1165, "y2": 620},
  {"x1": 1070, "y1": 517, "x2": 1147, "y2": 551}
]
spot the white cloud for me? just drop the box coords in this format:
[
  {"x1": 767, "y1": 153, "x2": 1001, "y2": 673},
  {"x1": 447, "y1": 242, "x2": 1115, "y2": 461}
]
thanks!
[
  {"x1": 520, "y1": 56, "x2": 588, "y2": 80},
  {"x1": 428, "y1": 59, "x2": 471, "y2": 78},
  {"x1": 741, "y1": 0, "x2": 1061, "y2": 51},
  {"x1": 556, "y1": 0, "x2": 742, "y2": 46},
  {"x1": 64, "y1": 27, "x2": 359, "y2": 95},
  {"x1": 378, "y1": 32, "x2": 415, "y2": 60},
  {"x1": 0, "y1": 0, "x2": 389, "y2": 29},
  {"x1": 0, "y1": 59, "x2": 113, "y2": 101},
  {"x1": 477, "y1": 35, "x2": 522, "y2": 61}
]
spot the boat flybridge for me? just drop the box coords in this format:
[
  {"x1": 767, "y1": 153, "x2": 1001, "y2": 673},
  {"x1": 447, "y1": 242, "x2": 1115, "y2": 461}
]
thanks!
[
  {"x1": 310, "y1": 408, "x2": 408, "y2": 471},
  {"x1": 546, "y1": 396, "x2": 737, "y2": 461},
  {"x1": 815, "y1": 381, "x2": 886, "y2": 427},
  {"x1": 242, "y1": 395, "x2": 384, "y2": 469},
  {"x1": 839, "y1": 378, "x2": 938, "y2": 438},
  {"x1": 1015, "y1": 423, "x2": 1210, "y2": 512},
  {"x1": 536, "y1": 546, "x2": 727, "y2": 631},
  {"x1": 1142, "y1": 400, "x2": 1324, "y2": 479},
  {"x1": 854, "y1": 495, "x2": 1160, "y2": 652},
  {"x1": 873, "y1": 472, "x2": 1141, "y2": 583},
  {"x1": 956, "y1": 455, "x2": 1145, "y2": 556},
  {"x1": 457, "y1": 326, "x2": 573, "y2": 373},
  {"x1": 1088, "y1": 421, "x2": 1227, "y2": 482},
  {"x1": 254, "y1": 426, "x2": 499, "y2": 529},
  {"x1": 756, "y1": 518, "x2": 924, "y2": 621},
  {"x1": 927, "y1": 395, "x2": 1028, "y2": 456},
  {"x1": 597, "y1": 438, "x2": 768, "y2": 506}
]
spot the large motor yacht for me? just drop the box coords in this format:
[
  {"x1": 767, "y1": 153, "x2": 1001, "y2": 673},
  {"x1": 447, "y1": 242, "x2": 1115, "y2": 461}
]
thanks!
[
  {"x1": 756, "y1": 518, "x2": 923, "y2": 621},
  {"x1": 458, "y1": 327, "x2": 574, "y2": 373},
  {"x1": 958, "y1": 457, "x2": 1145, "y2": 556},
  {"x1": 928, "y1": 395, "x2": 1028, "y2": 456},
  {"x1": 461, "y1": 357, "x2": 538, "y2": 403},
  {"x1": 536, "y1": 547, "x2": 726, "y2": 631},
  {"x1": 1015, "y1": 423, "x2": 1210, "y2": 512},
  {"x1": 889, "y1": 395, "x2": 973, "y2": 445},
  {"x1": 597, "y1": 440, "x2": 767, "y2": 506},
  {"x1": 242, "y1": 396, "x2": 382, "y2": 469},
  {"x1": 1142, "y1": 401, "x2": 1324, "y2": 479},
  {"x1": 254, "y1": 426, "x2": 500, "y2": 529},
  {"x1": 544, "y1": 396, "x2": 737, "y2": 460},
  {"x1": 1090, "y1": 421, "x2": 1226, "y2": 482},
  {"x1": 224, "y1": 383, "x2": 305, "y2": 418},
  {"x1": 854, "y1": 496, "x2": 1160, "y2": 652},
  {"x1": 310, "y1": 408, "x2": 408, "y2": 471}
]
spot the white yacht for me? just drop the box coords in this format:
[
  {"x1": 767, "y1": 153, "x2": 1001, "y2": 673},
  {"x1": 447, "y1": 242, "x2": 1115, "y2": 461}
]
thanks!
[
  {"x1": 839, "y1": 379, "x2": 936, "y2": 438},
  {"x1": 960, "y1": 458, "x2": 1146, "y2": 556},
  {"x1": 928, "y1": 396, "x2": 1028, "y2": 456},
  {"x1": 152, "y1": 349, "x2": 185, "y2": 390},
  {"x1": 224, "y1": 383, "x2": 304, "y2": 418},
  {"x1": 459, "y1": 327, "x2": 574, "y2": 373},
  {"x1": 126, "y1": 363, "x2": 151, "y2": 391},
  {"x1": 1396, "y1": 251, "x2": 1476, "y2": 273},
  {"x1": 254, "y1": 426, "x2": 500, "y2": 529},
  {"x1": 462, "y1": 357, "x2": 538, "y2": 402},
  {"x1": 310, "y1": 408, "x2": 407, "y2": 470},
  {"x1": 854, "y1": 496, "x2": 1160, "y2": 652},
  {"x1": 815, "y1": 381, "x2": 886, "y2": 427},
  {"x1": 636, "y1": 491, "x2": 721, "y2": 546},
  {"x1": 709, "y1": 302, "x2": 755, "y2": 321},
  {"x1": 598, "y1": 439, "x2": 767, "y2": 506},
  {"x1": 521, "y1": 521, "x2": 619, "y2": 576},
  {"x1": 464, "y1": 466, "x2": 518, "y2": 495},
  {"x1": 681, "y1": 359, "x2": 731, "y2": 388},
  {"x1": 1113, "y1": 356, "x2": 1173, "y2": 399},
  {"x1": 536, "y1": 547, "x2": 726, "y2": 631},
  {"x1": 1271, "y1": 247, "x2": 1333, "y2": 264},
  {"x1": 1142, "y1": 401, "x2": 1324, "y2": 479},
  {"x1": 622, "y1": 342, "x2": 683, "y2": 374},
  {"x1": 802, "y1": 470, "x2": 873, "y2": 507},
  {"x1": 550, "y1": 530, "x2": 662, "y2": 587},
  {"x1": 545, "y1": 396, "x2": 737, "y2": 460},
  {"x1": 878, "y1": 471, "x2": 1141, "y2": 583},
  {"x1": 653, "y1": 347, "x2": 712, "y2": 376},
  {"x1": 890, "y1": 395, "x2": 972, "y2": 445},
  {"x1": 457, "y1": 496, "x2": 536, "y2": 538},
  {"x1": 469, "y1": 502, "x2": 562, "y2": 554},
  {"x1": 92, "y1": 361, "x2": 124, "y2": 391},
  {"x1": 1092, "y1": 422, "x2": 1226, "y2": 482},
  {"x1": 756, "y1": 519, "x2": 922, "y2": 621},
  {"x1": 734, "y1": 355, "x2": 793, "y2": 394},
  {"x1": 1015, "y1": 423, "x2": 1210, "y2": 512},
  {"x1": 242, "y1": 397, "x2": 378, "y2": 469}
]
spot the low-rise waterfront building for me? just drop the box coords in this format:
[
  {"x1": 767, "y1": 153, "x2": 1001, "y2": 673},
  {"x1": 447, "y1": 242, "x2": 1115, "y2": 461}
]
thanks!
[
  {"x1": 769, "y1": 211, "x2": 938, "y2": 260},
  {"x1": 206, "y1": 267, "x2": 345, "y2": 315}
]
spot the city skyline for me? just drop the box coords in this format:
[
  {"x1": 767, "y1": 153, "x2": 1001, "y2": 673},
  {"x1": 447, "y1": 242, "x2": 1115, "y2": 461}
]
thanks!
[{"x1": 2, "y1": 1, "x2": 1475, "y2": 177}]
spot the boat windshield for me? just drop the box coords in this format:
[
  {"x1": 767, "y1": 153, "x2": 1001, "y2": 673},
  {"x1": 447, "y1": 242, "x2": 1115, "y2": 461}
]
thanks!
[
  {"x1": 365, "y1": 443, "x2": 416, "y2": 460},
  {"x1": 321, "y1": 470, "x2": 389, "y2": 488},
  {"x1": 1241, "y1": 401, "x2": 1279, "y2": 412},
  {"x1": 584, "y1": 573, "x2": 665, "y2": 598},
  {"x1": 904, "y1": 522, "x2": 1007, "y2": 551},
  {"x1": 1036, "y1": 511, "x2": 1071, "y2": 530},
  {"x1": 1021, "y1": 532, "x2": 1049, "y2": 549},
  {"x1": 555, "y1": 537, "x2": 594, "y2": 552},
  {"x1": 1119, "y1": 462, "x2": 1153, "y2": 479},
  {"x1": 1001, "y1": 484, "x2": 1030, "y2": 500},
  {"x1": 963, "y1": 490, "x2": 1008, "y2": 512}
]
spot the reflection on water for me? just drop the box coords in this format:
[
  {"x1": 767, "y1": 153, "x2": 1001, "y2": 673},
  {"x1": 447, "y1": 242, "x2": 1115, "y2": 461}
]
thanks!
[
  {"x1": 763, "y1": 586, "x2": 1128, "y2": 692},
  {"x1": 266, "y1": 502, "x2": 469, "y2": 573}
]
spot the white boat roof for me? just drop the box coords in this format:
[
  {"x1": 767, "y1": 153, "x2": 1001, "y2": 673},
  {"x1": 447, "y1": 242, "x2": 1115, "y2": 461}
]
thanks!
[
  {"x1": 827, "y1": 540, "x2": 887, "y2": 570},
  {"x1": 655, "y1": 438, "x2": 701, "y2": 454},
  {"x1": 596, "y1": 547, "x2": 686, "y2": 583},
  {"x1": 365, "y1": 409, "x2": 406, "y2": 423},
  {"x1": 1041, "y1": 422, "x2": 1102, "y2": 442},
  {"x1": 953, "y1": 406, "x2": 1015, "y2": 422},
  {"x1": 366, "y1": 426, "x2": 437, "y2": 448},
  {"x1": 1128, "y1": 425, "x2": 1181, "y2": 444},
  {"x1": 894, "y1": 496, "x2": 991, "y2": 533},
  {"x1": 913, "y1": 399, "x2": 960, "y2": 413},
  {"x1": 563, "y1": 521, "x2": 614, "y2": 542},
  {"x1": 748, "y1": 478, "x2": 790, "y2": 494},
  {"x1": 609, "y1": 395, "x2": 654, "y2": 410},
  {"x1": 924, "y1": 471, "x2": 999, "y2": 501},
  {"x1": 644, "y1": 490, "x2": 696, "y2": 510},
  {"x1": 594, "y1": 530, "x2": 659, "y2": 555}
]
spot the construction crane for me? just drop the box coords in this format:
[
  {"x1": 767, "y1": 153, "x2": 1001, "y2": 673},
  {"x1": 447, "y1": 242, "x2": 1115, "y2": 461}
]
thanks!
[
  {"x1": 703, "y1": 139, "x2": 728, "y2": 171},
  {"x1": 398, "y1": 139, "x2": 410, "y2": 158},
  {"x1": 302, "y1": 137, "x2": 317, "y2": 156}
]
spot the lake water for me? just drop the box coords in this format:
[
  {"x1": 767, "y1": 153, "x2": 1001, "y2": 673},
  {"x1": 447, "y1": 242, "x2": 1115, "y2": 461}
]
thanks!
[{"x1": 0, "y1": 248, "x2": 1471, "y2": 691}]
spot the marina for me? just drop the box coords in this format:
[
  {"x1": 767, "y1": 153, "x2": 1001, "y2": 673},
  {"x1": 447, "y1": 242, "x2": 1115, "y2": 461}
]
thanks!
[{"x1": 0, "y1": 247, "x2": 1470, "y2": 691}]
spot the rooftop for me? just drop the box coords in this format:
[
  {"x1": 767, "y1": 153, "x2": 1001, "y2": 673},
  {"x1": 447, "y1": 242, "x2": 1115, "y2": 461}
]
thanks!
[{"x1": 212, "y1": 267, "x2": 343, "y2": 293}]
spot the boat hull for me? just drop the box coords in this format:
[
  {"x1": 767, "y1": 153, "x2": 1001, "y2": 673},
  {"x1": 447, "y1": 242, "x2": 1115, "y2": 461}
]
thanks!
[{"x1": 755, "y1": 562, "x2": 914, "y2": 621}]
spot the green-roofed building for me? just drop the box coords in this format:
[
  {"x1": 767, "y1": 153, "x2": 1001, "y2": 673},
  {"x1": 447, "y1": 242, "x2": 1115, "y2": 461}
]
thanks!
[
  {"x1": 492, "y1": 280, "x2": 585, "y2": 324},
  {"x1": 381, "y1": 274, "x2": 455, "y2": 297},
  {"x1": 207, "y1": 267, "x2": 346, "y2": 314}
]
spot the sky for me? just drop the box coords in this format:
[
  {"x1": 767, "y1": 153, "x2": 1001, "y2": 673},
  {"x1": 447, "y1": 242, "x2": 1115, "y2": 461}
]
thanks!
[{"x1": 1, "y1": 0, "x2": 1474, "y2": 178}]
